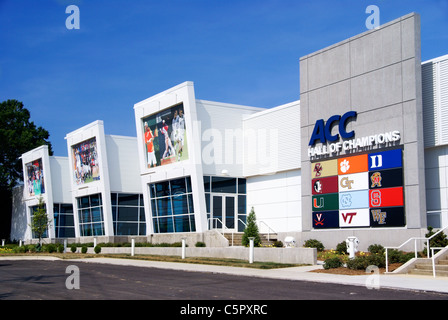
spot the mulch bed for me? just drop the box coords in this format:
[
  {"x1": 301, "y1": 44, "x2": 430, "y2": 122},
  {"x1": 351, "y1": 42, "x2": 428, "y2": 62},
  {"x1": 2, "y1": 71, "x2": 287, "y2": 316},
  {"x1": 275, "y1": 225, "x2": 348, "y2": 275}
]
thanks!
[{"x1": 310, "y1": 263, "x2": 402, "y2": 275}]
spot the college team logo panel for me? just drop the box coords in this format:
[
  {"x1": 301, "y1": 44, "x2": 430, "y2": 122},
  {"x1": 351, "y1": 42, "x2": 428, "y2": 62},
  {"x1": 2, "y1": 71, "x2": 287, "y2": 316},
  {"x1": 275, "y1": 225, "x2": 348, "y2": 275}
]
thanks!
[{"x1": 311, "y1": 148, "x2": 405, "y2": 229}]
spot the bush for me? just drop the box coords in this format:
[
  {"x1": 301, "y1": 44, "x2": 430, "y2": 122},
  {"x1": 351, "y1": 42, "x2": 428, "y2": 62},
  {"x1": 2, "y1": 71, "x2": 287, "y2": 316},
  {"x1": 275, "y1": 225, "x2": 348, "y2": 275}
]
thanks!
[
  {"x1": 81, "y1": 246, "x2": 88, "y2": 254},
  {"x1": 368, "y1": 244, "x2": 385, "y2": 255},
  {"x1": 195, "y1": 241, "x2": 206, "y2": 247},
  {"x1": 388, "y1": 249, "x2": 414, "y2": 264},
  {"x1": 44, "y1": 244, "x2": 57, "y2": 253},
  {"x1": 94, "y1": 245, "x2": 101, "y2": 254},
  {"x1": 346, "y1": 254, "x2": 386, "y2": 270},
  {"x1": 323, "y1": 257, "x2": 343, "y2": 269},
  {"x1": 242, "y1": 207, "x2": 261, "y2": 247},
  {"x1": 57, "y1": 244, "x2": 64, "y2": 253},
  {"x1": 272, "y1": 240, "x2": 283, "y2": 248},
  {"x1": 304, "y1": 239, "x2": 324, "y2": 252},
  {"x1": 335, "y1": 241, "x2": 347, "y2": 255},
  {"x1": 70, "y1": 244, "x2": 77, "y2": 253}
]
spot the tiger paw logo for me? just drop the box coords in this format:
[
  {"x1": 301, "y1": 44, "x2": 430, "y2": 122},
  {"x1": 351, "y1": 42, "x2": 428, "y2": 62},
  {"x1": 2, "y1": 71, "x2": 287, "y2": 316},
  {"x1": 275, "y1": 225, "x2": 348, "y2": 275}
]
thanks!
[{"x1": 340, "y1": 159, "x2": 350, "y2": 173}]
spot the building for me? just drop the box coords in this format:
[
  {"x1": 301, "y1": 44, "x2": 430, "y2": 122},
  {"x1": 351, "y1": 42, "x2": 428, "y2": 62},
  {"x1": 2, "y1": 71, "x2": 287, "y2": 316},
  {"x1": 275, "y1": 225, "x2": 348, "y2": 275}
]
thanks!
[{"x1": 10, "y1": 13, "x2": 448, "y2": 251}]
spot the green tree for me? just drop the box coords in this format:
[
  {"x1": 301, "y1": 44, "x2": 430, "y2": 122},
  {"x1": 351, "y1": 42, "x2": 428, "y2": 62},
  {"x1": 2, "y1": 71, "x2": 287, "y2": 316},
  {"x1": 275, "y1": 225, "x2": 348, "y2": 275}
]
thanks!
[
  {"x1": 0, "y1": 99, "x2": 53, "y2": 191},
  {"x1": 242, "y1": 207, "x2": 261, "y2": 247},
  {"x1": 29, "y1": 196, "x2": 51, "y2": 249}
]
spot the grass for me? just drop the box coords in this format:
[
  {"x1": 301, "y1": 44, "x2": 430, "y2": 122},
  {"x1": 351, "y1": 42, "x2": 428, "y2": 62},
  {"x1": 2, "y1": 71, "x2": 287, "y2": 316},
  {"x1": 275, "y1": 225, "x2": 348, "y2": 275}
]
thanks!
[{"x1": 0, "y1": 252, "x2": 306, "y2": 270}]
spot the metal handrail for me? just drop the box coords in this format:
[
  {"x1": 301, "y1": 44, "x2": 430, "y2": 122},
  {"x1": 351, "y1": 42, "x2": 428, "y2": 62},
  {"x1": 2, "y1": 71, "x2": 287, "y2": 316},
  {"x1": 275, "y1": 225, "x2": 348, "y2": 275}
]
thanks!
[
  {"x1": 385, "y1": 224, "x2": 448, "y2": 274},
  {"x1": 208, "y1": 217, "x2": 247, "y2": 246},
  {"x1": 258, "y1": 221, "x2": 276, "y2": 241}
]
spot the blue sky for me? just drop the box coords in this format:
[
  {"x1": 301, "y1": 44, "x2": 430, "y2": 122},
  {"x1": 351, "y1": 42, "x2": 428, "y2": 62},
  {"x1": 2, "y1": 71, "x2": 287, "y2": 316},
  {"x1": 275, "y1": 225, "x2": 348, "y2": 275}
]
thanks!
[{"x1": 1, "y1": 0, "x2": 448, "y2": 156}]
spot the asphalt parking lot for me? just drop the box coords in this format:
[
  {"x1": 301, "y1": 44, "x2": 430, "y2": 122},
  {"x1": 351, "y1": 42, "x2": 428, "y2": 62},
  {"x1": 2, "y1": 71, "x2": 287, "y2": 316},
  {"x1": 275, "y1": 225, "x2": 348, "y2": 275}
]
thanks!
[{"x1": 1, "y1": 259, "x2": 447, "y2": 302}]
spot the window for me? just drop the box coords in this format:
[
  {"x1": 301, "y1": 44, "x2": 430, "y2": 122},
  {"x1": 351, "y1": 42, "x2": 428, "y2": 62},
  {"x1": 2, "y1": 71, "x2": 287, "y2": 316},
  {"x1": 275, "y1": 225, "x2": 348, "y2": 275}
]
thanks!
[
  {"x1": 54, "y1": 203, "x2": 75, "y2": 238},
  {"x1": 149, "y1": 177, "x2": 195, "y2": 233},
  {"x1": 111, "y1": 193, "x2": 146, "y2": 236},
  {"x1": 77, "y1": 193, "x2": 104, "y2": 236}
]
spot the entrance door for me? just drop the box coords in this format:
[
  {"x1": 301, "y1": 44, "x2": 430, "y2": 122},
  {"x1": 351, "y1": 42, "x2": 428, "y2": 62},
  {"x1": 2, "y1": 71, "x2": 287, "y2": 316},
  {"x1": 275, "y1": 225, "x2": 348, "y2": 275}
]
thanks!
[{"x1": 211, "y1": 195, "x2": 236, "y2": 231}]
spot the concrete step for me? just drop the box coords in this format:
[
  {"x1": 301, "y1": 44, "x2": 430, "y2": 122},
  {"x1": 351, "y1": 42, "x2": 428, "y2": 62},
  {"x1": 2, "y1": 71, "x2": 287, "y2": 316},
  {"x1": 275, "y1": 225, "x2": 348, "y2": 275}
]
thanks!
[
  {"x1": 222, "y1": 233, "x2": 278, "y2": 246},
  {"x1": 409, "y1": 261, "x2": 448, "y2": 277}
]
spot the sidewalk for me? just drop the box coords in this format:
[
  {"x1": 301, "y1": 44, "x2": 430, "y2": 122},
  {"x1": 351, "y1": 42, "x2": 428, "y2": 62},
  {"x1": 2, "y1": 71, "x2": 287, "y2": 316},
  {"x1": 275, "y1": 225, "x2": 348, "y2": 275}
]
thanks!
[{"x1": 2, "y1": 256, "x2": 448, "y2": 294}]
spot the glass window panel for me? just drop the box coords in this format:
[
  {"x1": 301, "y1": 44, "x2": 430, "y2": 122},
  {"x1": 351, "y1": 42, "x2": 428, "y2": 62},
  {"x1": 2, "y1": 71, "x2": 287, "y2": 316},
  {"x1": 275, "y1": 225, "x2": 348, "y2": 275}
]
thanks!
[
  {"x1": 61, "y1": 204, "x2": 73, "y2": 213},
  {"x1": 190, "y1": 215, "x2": 196, "y2": 232},
  {"x1": 157, "y1": 198, "x2": 172, "y2": 216},
  {"x1": 205, "y1": 193, "x2": 210, "y2": 213},
  {"x1": 90, "y1": 194, "x2": 102, "y2": 207},
  {"x1": 238, "y1": 195, "x2": 246, "y2": 214},
  {"x1": 64, "y1": 214, "x2": 74, "y2": 226},
  {"x1": 153, "y1": 218, "x2": 159, "y2": 234},
  {"x1": 53, "y1": 204, "x2": 60, "y2": 214},
  {"x1": 188, "y1": 194, "x2": 194, "y2": 214},
  {"x1": 112, "y1": 206, "x2": 117, "y2": 221},
  {"x1": 225, "y1": 197, "x2": 235, "y2": 229},
  {"x1": 203, "y1": 176, "x2": 210, "y2": 192},
  {"x1": 111, "y1": 193, "x2": 117, "y2": 206},
  {"x1": 172, "y1": 194, "x2": 188, "y2": 215},
  {"x1": 238, "y1": 178, "x2": 246, "y2": 194},
  {"x1": 186, "y1": 177, "x2": 192, "y2": 193},
  {"x1": 140, "y1": 207, "x2": 146, "y2": 221},
  {"x1": 170, "y1": 178, "x2": 186, "y2": 196},
  {"x1": 151, "y1": 199, "x2": 157, "y2": 217},
  {"x1": 149, "y1": 184, "x2": 156, "y2": 199},
  {"x1": 92, "y1": 223, "x2": 104, "y2": 236},
  {"x1": 174, "y1": 215, "x2": 190, "y2": 233},
  {"x1": 211, "y1": 177, "x2": 236, "y2": 193},
  {"x1": 78, "y1": 196, "x2": 90, "y2": 209},
  {"x1": 91, "y1": 207, "x2": 103, "y2": 222},
  {"x1": 155, "y1": 181, "x2": 170, "y2": 197},
  {"x1": 139, "y1": 223, "x2": 146, "y2": 236},
  {"x1": 117, "y1": 222, "x2": 139, "y2": 235},
  {"x1": 117, "y1": 206, "x2": 139, "y2": 221},
  {"x1": 158, "y1": 217, "x2": 173, "y2": 233},
  {"x1": 118, "y1": 194, "x2": 139, "y2": 206},
  {"x1": 80, "y1": 209, "x2": 90, "y2": 223}
]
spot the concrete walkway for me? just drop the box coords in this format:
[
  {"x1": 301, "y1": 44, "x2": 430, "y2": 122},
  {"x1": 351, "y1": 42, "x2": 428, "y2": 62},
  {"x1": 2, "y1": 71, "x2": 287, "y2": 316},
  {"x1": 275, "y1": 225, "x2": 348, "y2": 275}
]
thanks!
[{"x1": 3, "y1": 255, "x2": 446, "y2": 295}]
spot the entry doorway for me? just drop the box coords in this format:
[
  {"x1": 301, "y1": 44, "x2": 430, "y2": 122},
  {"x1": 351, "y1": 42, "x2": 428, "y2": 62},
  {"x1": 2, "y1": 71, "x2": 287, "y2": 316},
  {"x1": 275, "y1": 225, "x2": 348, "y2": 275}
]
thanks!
[{"x1": 210, "y1": 194, "x2": 237, "y2": 231}]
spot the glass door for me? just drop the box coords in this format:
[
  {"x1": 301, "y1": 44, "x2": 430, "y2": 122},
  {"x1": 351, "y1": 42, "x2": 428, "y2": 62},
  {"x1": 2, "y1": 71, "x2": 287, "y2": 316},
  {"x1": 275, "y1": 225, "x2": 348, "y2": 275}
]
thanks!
[{"x1": 210, "y1": 194, "x2": 237, "y2": 231}]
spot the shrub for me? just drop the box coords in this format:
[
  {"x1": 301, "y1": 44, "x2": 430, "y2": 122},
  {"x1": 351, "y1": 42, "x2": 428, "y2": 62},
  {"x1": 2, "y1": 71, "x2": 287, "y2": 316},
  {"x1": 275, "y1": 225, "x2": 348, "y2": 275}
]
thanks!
[
  {"x1": 272, "y1": 240, "x2": 284, "y2": 248},
  {"x1": 346, "y1": 256, "x2": 368, "y2": 270},
  {"x1": 368, "y1": 244, "x2": 385, "y2": 255},
  {"x1": 323, "y1": 257, "x2": 343, "y2": 269},
  {"x1": 304, "y1": 239, "x2": 324, "y2": 252},
  {"x1": 44, "y1": 244, "x2": 57, "y2": 253},
  {"x1": 81, "y1": 246, "x2": 88, "y2": 254},
  {"x1": 335, "y1": 241, "x2": 347, "y2": 255},
  {"x1": 70, "y1": 244, "x2": 77, "y2": 253},
  {"x1": 195, "y1": 241, "x2": 206, "y2": 247},
  {"x1": 94, "y1": 245, "x2": 101, "y2": 254},
  {"x1": 57, "y1": 244, "x2": 64, "y2": 253}
]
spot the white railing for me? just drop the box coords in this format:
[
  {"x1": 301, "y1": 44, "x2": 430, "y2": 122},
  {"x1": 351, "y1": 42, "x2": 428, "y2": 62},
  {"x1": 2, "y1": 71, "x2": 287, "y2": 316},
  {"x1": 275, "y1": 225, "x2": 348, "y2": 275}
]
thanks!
[
  {"x1": 258, "y1": 221, "x2": 276, "y2": 241},
  {"x1": 208, "y1": 218, "x2": 247, "y2": 246},
  {"x1": 385, "y1": 224, "x2": 448, "y2": 276}
]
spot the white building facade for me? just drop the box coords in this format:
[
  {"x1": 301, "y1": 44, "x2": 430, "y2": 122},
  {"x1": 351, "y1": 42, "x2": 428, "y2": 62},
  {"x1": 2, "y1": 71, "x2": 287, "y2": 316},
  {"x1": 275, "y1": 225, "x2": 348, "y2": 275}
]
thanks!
[{"x1": 10, "y1": 13, "x2": 448, "y2": 250}]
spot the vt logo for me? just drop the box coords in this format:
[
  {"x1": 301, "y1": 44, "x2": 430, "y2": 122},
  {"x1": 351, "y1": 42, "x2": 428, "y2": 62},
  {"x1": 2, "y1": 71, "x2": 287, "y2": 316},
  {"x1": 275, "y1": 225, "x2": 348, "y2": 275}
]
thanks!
[{"x1": 342, "y1": 212, "x2": 357, "y2": 224}]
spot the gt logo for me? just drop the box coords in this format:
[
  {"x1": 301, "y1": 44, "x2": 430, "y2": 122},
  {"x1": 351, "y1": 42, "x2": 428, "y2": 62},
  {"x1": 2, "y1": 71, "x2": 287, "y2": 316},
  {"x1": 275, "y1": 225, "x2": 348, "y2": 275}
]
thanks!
[
  {"x1": 370, "y1": 190, "x2": 382, "y2": 207},
  {"x1": 340, "y1": 177, "x2": 354, "y2": 190}
]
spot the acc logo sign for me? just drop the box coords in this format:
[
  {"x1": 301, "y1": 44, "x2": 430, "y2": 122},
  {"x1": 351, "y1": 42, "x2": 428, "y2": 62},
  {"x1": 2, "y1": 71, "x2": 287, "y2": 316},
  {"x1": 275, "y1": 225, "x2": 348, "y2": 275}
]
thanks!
[{"x1": 309, "y1": 111, "x2": 357, "y2": 146}]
